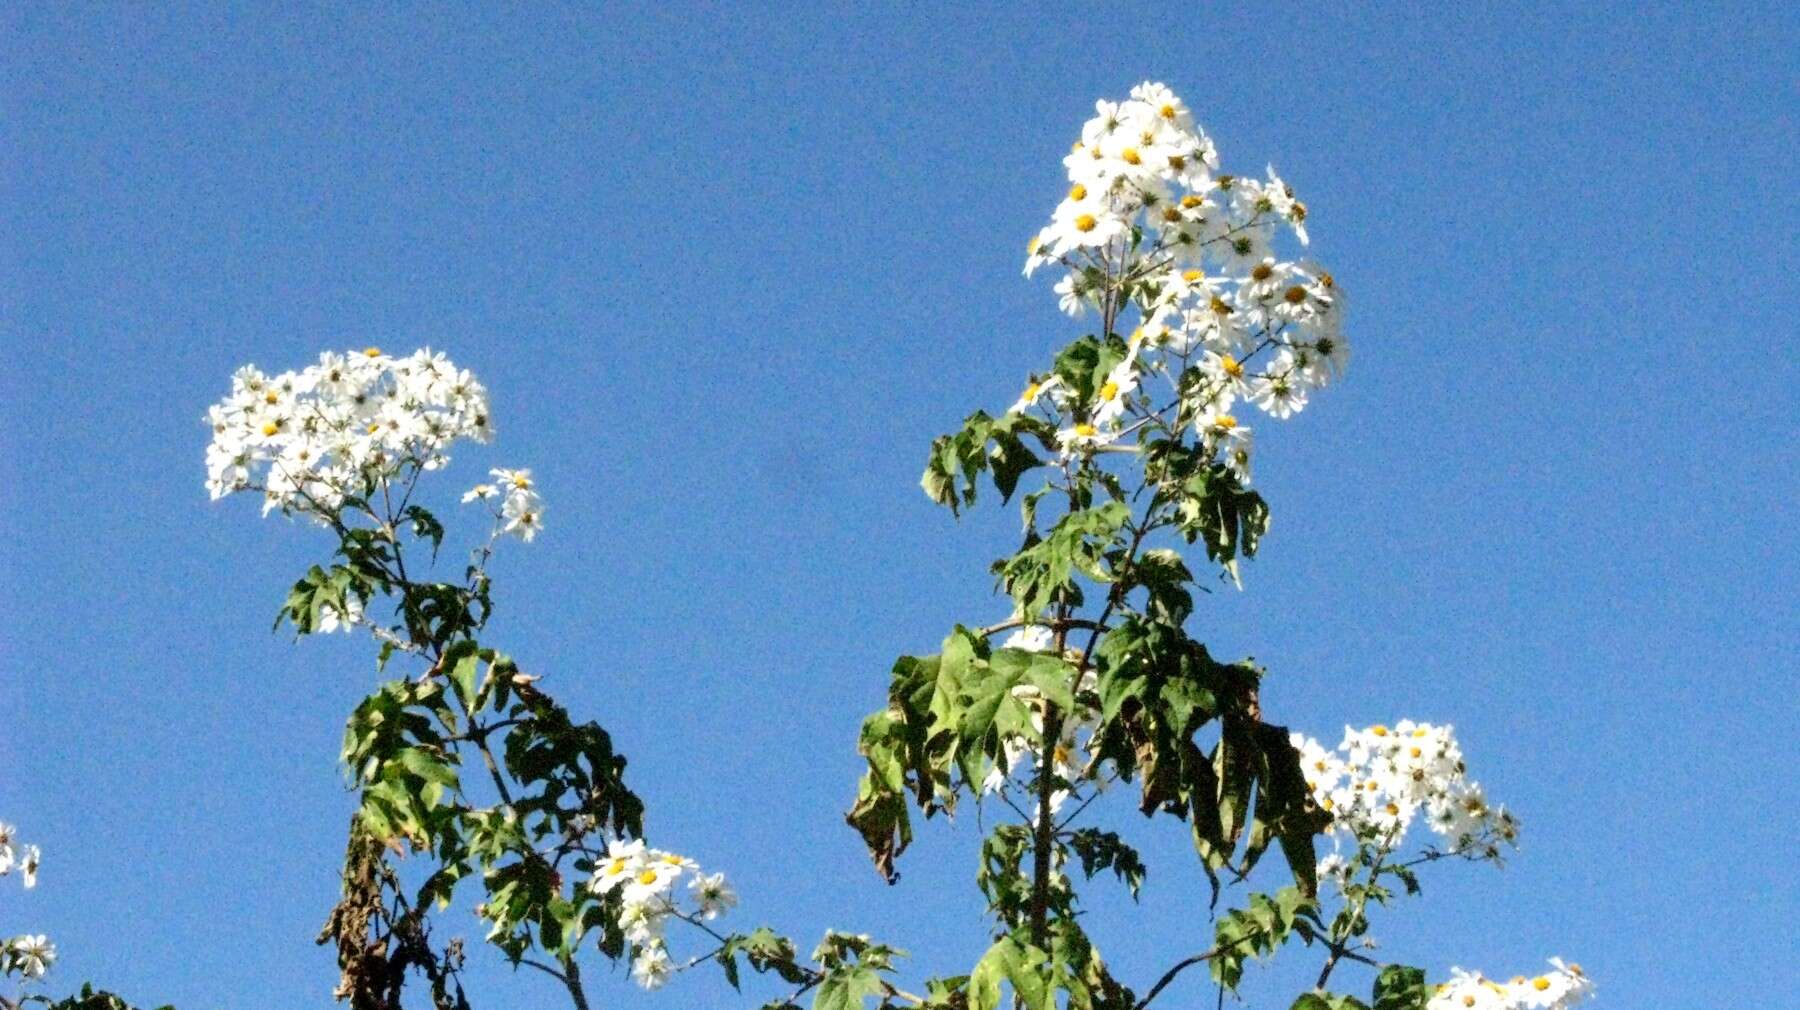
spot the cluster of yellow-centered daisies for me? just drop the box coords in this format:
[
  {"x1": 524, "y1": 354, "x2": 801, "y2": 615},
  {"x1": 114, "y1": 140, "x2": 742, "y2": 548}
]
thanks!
[{"x1": 1018, "y1": 82, "x2": 1347, "y2": 482}]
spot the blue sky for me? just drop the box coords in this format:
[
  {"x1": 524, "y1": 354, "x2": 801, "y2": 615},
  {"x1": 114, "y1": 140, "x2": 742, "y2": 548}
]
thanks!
[{"x1": 3, "y1": 4, "x2": 1795, "y2": 1008}]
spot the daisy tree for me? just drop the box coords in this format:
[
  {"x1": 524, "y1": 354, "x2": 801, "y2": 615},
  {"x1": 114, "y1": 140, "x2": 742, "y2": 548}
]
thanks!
[
  {"x1": 193, "y1": 83, "x2": 1595, "y2": 1010},
  {"x1": 204, "y1": 349, "x2": 741, "y2": 1009},
  {"x1": 702, "y1": 83, "x2": 1591, "y2": 1010}
]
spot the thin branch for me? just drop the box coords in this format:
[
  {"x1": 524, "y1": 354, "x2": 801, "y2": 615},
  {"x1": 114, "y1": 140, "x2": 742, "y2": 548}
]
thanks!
[
  {"x1": 1133, "y1": 929, "x2": 1267, "y2": 1010},
  {"x1": 519, "y1": 957, "x2": 569, "y2": 983},
  {"x1": 977, "y1": 616, "x2": 1110, "y2": 639}
]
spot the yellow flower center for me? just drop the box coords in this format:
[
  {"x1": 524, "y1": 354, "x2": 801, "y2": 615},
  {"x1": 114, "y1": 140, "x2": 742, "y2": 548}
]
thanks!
[
  {"x1": 1385, "y1": 802, "x2": 1400, "y2": 815},
  {"x1": 512, "y1": 476, "x2": 532, "y2": 489},
  {"x1": 637, "y1": 869, "x2": 659, "y2": 885},
  {"x1": 662, "y1": 854, "x2": 684, "y2": 865},
  {"x1": 1120, "y1": 147, "x2": 1141, "y2": 165},
  {"x1": 1026, "y1": 235, "x2": 1041, "y2": 255},
  {"x1": 1162, "y1": 206, "x2": 1181, "y2": 222},
  {"x1": 1463, "y1": 997, "x2": 1476, "y2": 1008},
  {"x1": 606, "y1": 858, "x2": 627, "y2": 875},
  {"x1": 1371, "y1": 725, "x2": 1390, "y2": 737},
  {"x1": 1181, "y1": 194, "x2": 1203, "y2": 209},
  {"x1": 1099, "y1": 381, "x2": 1119, "y2": 401},
  {"x1": 261, "y1": 422, "x2": 280, "y2": 437},
  {"x1": 362, "y1": 347, "x2": 382, "y2": 358},
  {"x1": 1021, "y1": 382, "x2": 1040, "y2": 402},
  {"x1": 1168, "y1": 154, "x2": 1185, "y2": 170},
  {"x1": 1068, "y1": 183, "x2": 1087, "y2": 201},
  {"x1": 1182, "y1": 268, "x2": 1203, "y2": 282},
  {"x1": 1212, "y1": 414, "x2": 1237, "y2": 431},
  {"x1": 1252, "y1": 263, "x2": 1274, "y2": 282},
  {"x1": 264, "y1": 391, "x2": 279, "y2": 404},
  {"x1": 1074, "y1": 423, "x2": 1097, "y2": 438},
  {"x1": 1412, "y1": 728, "x2": 1429, "y2": 737},
  {"x1": 1159, "y1": 103, "x2": 1176, "y2": 119},
  {"x1": 1284, "y1": 285, "x2": 1308, "y2": 304},
  {"x1": 1074, "y1": 214, "x2": 1098, "y2": 233},
  {"x1": 1410, "y1": 747, "x2": 1422, "y2": 758},
  {"x1": 1209, "y1": 297, "x2": 1232, "y2": 316},
  {"x1": 1220, "y1": 355, "x2": 1243, "y2": 378},
  {"x1": 1533, "y1": 978, "x2": 1551, "y2": 992}
]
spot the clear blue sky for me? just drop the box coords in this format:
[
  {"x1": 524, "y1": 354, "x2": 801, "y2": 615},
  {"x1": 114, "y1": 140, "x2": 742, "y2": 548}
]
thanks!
[{"x1": 3, "y1": 5, "x2": 1795, "y2": 1008}]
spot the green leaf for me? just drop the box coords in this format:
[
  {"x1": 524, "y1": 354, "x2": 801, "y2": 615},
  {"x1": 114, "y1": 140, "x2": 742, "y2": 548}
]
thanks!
[
  {"x1": 920, "y1": 411, "x2": 1054, "y2": 515},
  {"x1": 1209, "y1": 888, "x2": 1318, "y2": 991},
  {"x1": 1292, "y1": 994, "x2": 1369, "y2": 1010},
  {"x1": 1371, "y1": 966, "x2": 1429, "y2": 1010},
  {"x1": 969, "y1": 937, "x2": 1050, "y2": 1010},
  {"x1": 446, "y1": 640, "x2": 485, "y2": 710},
  {"x1": 997, "y1": 502, "x2": 1129, "y2": 616},
  {"x1": 1066, "y1": 828, "x2": 1147, "y2": 899},
  {"x1": 813, "y1": 966, "x2": 886, "y2": 1010}
]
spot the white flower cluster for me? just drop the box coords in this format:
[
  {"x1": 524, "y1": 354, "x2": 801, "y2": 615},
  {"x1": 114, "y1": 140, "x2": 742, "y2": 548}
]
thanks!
[
  {"x1": 0, "y1": 934, "x2": 54, "y2": 980},
  {"x1": 1293, "y1": 722, "x2": 1519, "y2": 864},
  {"x1": 1018, "y1": 82, "x2": 1347, "y2": 480},
  {"x1": 460, "y1": 468, "x2": 544, "y2": 543},
  {"x1": 0, "y1": 821, "x2": 40, "y2": 890},
  {"x1": 1, "y1": 822, "x2": 52, "y2": 981},
  {"x1": 588, "y1": 840, "x2": 737, "y2": 990},
  {"x1": 1427, "y1": 960, "x2": 1594, "y2": 1010},
  {"x1": 203, "y1": 348, "x2": 498, "y2": 518}
]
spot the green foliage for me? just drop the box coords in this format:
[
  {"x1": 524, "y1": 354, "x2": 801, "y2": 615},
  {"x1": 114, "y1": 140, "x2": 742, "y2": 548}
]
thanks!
[
  {"x1": 1091, "y1": 617, "x2": 1329, "y2": 897},
  {"x1": 846, "y1": 628, "x2": 1078, "y2": 883},
  {"x1": 330, "y1": 625, "x2": 646, "y2": 981},
  {"x1": 976, "y1": 824, "x2": 1035, "y2": 927},
  {"x1": 276, "y1": 563, "x2": 369, "y2": 635},
  {"x1": 968, "y1": 936, "x2": 1048, "y2": 1010},
  {"x1": 1291, "y1": 993, "x2": 1370, "y2": 1010},
  {"x1": 1370, "y1": 965, "x2": 1431, "y2": 1010},
  {"x1": 1050, "y1": 334, "x2": 1129, "y2": 405},
  {"x1": 1126, "y1": 548, "x2": 1196, "y2": 626},
  {"x1": 1065, "y1": 829, "x2": 1146, "y2": 899},
  {"x1": 810, "y1": 933, "x2": 906, "y2": 1010},
  {"x1": 1210, "y1": 887, "x2": 1321, "y2": 990},
  {"x1": 1142, "y1": 441, "x2": 1270, "y2": 582},
  {"x1": 921, "y1": 411, "x2": 1057, "y2": 516},
  {"x1": 850, "y1": 304, "x2": 1346, "y2": 1010},
  {"x1": 967, "y1": 922, "x2": 1132, "y2": 1010},
  {"x1": 994, "y1": 502, "x2": 1129, "y2": 616},
  {"x1": 718, "y1": 926, "x2": 812, "y2": 989},
  {"x1": 28, "y1": 987, "x2": 176, "y2": 1010}
]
